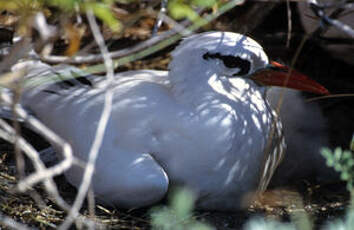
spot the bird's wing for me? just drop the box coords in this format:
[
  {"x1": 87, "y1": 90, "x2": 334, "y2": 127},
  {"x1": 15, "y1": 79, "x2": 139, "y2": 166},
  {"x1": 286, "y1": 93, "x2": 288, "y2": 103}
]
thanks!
[
  {"x1": 12, "y1": 60, "x2": 170, "y2": 97},
  {"x1": 257, "y1": 107, "x2": 285, "y2": 192},
  {"x1": 14, "y1": 60, "x2": 170, "y2": 106}
]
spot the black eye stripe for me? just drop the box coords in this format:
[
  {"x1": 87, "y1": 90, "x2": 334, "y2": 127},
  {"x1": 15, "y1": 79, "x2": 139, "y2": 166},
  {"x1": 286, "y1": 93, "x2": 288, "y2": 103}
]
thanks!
[{"x1": 203, "y1": 52, "x2": 251, "y2": 76}]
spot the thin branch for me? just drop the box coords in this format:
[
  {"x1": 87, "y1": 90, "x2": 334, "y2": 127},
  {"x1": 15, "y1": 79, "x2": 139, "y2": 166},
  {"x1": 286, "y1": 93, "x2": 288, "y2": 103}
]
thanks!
[
  {"x1": 0, "y1": 37, "x2": 32, "y2": 74},
  {"x1": 59, "y1": 7, "x2": 115, "y2": 230},
  {"x1": 286, "y1": 0, "x2": 292, "y2": 47},
  {"x1": 0, "y1": 103, "x2": 70, "y2": 211},
  {"x1": 309, "y1": 0, "x2": 354, "y2": 38},
  {"x1": 40, "y1": 24, "x2": 182, "y2": 64},
  {"x1": 0, "y1": 90, "x2": 102, "y2": 230},
  {"x1": 0, "y1": 212, "x2": 34, "y2": 230},
  {"x1": 152, "y1": 0, "x2": 168, "y2": 35},
  {"x1": 147, "y1": 8, "x2": 193, "y2": 35},
  {"x1": 306, "y1": 93, "x2": 354, "y2": 102},
  {"x1": 40, "y1": 0, "x2": 245, "y2": 67},
  {"x1": 247, "y1": 0, "x2": 305, "y2": 2}
]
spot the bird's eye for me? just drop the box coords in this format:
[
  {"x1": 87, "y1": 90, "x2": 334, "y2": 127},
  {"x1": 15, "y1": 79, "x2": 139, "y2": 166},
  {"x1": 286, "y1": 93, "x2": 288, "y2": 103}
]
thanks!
[
  {"x1": 222, "y1": 56, "x2": 242, "y2": 68},
  {"x1": 203, "y1": 52, "x2": 251, "y2": 76}
]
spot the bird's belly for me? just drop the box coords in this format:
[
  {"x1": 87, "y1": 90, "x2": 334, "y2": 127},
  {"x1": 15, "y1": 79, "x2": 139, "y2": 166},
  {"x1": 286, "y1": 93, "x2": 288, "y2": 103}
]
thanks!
[{"x1": 148, "y1": 113, "x2": 269, "y2": 208}]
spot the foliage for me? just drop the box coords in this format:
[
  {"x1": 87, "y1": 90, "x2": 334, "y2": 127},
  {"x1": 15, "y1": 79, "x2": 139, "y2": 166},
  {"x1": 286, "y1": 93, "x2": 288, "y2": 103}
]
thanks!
[
  {"x1": 150, "y1": 187, "x2": 213, "y2": 230},
  {"x1": 244, "y1": 209, "x2": 354, "y2": 230},
  {"x1": 168, "y1": 0, "x2": 218, "y2": 22},
  {"x1": 150, "y1": 133, "x2": 354, "y2": 230},
  {"x1": 321, "y1": 135, "x2": 354, "y2": 192},
  {"x1": 0, "y1": 0, "x2": 224, "y2": 33},
  {"x1": 324, "y1": 209, "x2": 354, "y2": 230},
  {"x1": 244, "y1": 218, "x2": 296, "y2": 230},
  {"x1": 0, "y1": 0, "x2": 122, "y2": 32}
]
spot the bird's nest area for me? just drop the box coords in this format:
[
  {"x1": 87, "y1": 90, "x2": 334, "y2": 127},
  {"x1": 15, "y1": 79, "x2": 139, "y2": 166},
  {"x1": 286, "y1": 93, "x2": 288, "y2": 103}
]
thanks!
[
  {"x1": 0, "y1": 1, "x2": 353, "y2": 229},
  {"x1": 0, "y1": 144, "x2": 350, "y2": 229}
]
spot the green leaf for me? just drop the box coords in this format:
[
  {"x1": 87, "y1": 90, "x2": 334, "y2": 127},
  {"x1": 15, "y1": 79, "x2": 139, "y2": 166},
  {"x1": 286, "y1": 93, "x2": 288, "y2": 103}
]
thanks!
[
  {"x1": 171, "y1": 188, "x2": 195, "y2": 218},
  {"x1": 114, "y1": 0, "x2": 136, "y2": 4},
  {"x1": 191, "y1": 0, "x2": 217, "y2": 7},
  {"x1": 189, "y1": 222, "x2": 213, "y2": 230},
  {"x1": 341, "y1": 172, "x2": 350, "y2": 181},
  {"x1": 150, "y1": 206, "x2": 177, "y2": 229},
  {"x1": 150, "y1": 187, "x2": 212, "y2": 230},
  {"x1": 0, "y1": 0, "x2": 21, "y2": 11},
  {"x1": 89, "y1": 3, "x2": 122, "y2": 32},
  {"x1": 334, "y1": 147, "x2": 343, "y2": 160},
  {"x1": 47, "y1": 0, "x2": 77, "y2": 11},
  {"x1": 168, "y1": 1, "x2": 199, "y2": 21},
  {"x1": 334, "y1": 164, "x2": 342, "y2": 172},
  {"x1": 321, "y1": 148, "x2": 334, "y2": 166}
]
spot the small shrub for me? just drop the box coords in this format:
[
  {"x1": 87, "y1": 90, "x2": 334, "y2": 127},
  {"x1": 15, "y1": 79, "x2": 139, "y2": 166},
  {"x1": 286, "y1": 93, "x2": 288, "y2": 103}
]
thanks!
[{"x1": 150, "y1": 187, "x2": 213, "y2": 230}]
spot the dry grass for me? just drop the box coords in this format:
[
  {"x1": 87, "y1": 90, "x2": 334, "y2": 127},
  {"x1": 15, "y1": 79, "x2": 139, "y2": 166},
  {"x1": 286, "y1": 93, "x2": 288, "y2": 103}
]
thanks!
[{"x1": 0, "y1": 142, "x2": 350, "y2": 229}]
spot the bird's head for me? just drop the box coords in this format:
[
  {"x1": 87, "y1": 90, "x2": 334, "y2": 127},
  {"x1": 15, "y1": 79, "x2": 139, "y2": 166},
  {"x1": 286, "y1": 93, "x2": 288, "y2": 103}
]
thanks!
[{"x1": 169, "y1": 31, "x2": 329, "y2": 95}]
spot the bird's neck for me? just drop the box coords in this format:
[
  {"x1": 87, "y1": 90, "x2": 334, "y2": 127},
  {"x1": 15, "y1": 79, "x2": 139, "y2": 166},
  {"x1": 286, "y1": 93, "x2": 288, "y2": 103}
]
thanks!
[
  {"x1": 169, "y1": 67, "x2": 266, "y2": 109},
  {"x1": 169, "y1": 67, "x2": 220, "y2": 106}
]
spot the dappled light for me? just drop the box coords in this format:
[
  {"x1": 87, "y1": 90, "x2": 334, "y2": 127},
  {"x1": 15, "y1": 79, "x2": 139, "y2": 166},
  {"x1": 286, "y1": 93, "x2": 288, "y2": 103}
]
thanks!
[{"x1": 0, "y1": 1, "x2": 353, "y2": 230}]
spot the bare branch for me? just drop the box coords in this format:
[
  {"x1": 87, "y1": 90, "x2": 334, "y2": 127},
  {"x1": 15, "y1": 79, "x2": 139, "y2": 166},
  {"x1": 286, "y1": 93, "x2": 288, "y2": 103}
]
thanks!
[
  {"x1": 152, "y1": 0, "x2": 168, "y2": 35},
  {"x1": 40, "y1": 0, "x2": 245, "y2": 67},
  {"x1": 309, "y1": 0, "x2": 354, "y2": 38},
  {"x1": 0, "y1": 90, "x2": 103, "y2": 230},
  {"x1": 40, "y1": 25, "x2": 181, "y2": 64},
  {"x1": 0, "y1": 212, "x2": 34, "y2": 230},
  {"x1": 59, "y1": 7, "x2": 115, "y2": 230},
  {"x1": 286, "y1": 0, "x2": 292, "y2": 47},
  {"x1": 0, "y1": 95, "x2": 71, "y2": 209}
]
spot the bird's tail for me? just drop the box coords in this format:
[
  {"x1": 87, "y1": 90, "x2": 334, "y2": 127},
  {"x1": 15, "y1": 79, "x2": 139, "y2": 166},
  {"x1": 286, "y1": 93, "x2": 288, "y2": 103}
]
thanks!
[
  {"x1": 11, "y1": 60, "x2": 91, "y2": 93},
  {"x1": 0, "y1": 60, "x2": 92, "y2": 121}
]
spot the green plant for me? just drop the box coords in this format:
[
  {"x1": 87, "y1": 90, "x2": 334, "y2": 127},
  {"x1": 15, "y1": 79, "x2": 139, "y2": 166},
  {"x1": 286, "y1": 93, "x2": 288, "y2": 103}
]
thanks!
[
  {"x1": 324, "y1": 209, "x2": 354, "y2": 230},
  {"x1": 244, "y1": 218, "x2": 296, "y2": 230},
  {"x1": 150, "y1": 187, "x2": 213, "y2": 230},
  {"x1": 321, "y1": 133, "x2": 354, "y2": 230},
  {"x1": 321, "y1": 134, "x2": 354, "y2": 194},
  {"x1": 168, "y1": 0, "x2": 217, "y2": 22},
  {"x1": 0, "y1": 0, "x2": 122, "y2": 32}
]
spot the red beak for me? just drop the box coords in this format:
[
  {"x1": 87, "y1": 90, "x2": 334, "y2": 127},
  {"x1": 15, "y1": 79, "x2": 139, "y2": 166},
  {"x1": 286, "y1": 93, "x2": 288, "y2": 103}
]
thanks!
[{"x1": 250, "y1": 61, "x2": 329, "y2": 95}]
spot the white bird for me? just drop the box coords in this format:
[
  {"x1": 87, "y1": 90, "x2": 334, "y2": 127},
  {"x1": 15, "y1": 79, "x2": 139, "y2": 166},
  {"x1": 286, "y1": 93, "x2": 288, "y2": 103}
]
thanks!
[{"x1": 14, "y1": 31, "x2": 329, "y2": 211}]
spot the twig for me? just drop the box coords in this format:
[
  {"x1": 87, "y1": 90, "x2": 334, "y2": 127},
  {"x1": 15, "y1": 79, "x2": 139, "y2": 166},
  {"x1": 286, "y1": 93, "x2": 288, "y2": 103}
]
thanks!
[
  {"x1": 59, "y1": 7, "x2": 115, "y2": 230},
  {"x1": 306, "y1": 93, "x2": 354, "y2": 102},
  {"x1": 40, "y1": 0, "x2": 245, "y2": 67},
  {"x1": 0, "y1": 93, "x2": 73, "y2": 195},
  {"x1": 12, "y1": 83, "x2": 26, "y2": 180},
  {"x1": 152, "y1": 0, "x2": 168, "y2": 35},
  {"x1": 0, "y1": 109, "x2": 70, "y2": 211},
  {"x1": 148, "y1": 8, "x2": 193, "y2": 36},
  {"x1": 286, "y1": 0, "x2": 292, "y2": 47},
  {"x1": 309, "y1": 0, "x2": 354, "y2": 38},
  {"x1": 40, "y1": 24, "x2": 182, "y2": 64},
  {"x1": 0, "y1": 90, "x2": 102, "y2": 230},
  {"x1": 0, "y1": 212, "x2": 34, "y2": 230},
  {"x1": 307, "y1": 0, "x2": 347, "y2": 9},
  {"x1": 247, "y1": 0, "x2": 306, "y2": 1},
  {"x1": 0, "y1": 37, "x2": 32, "y2": 74}
]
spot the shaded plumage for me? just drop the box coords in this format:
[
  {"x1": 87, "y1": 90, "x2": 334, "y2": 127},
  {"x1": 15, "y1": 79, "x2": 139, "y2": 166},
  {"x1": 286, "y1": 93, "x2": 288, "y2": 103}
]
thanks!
[{"x1": 12, "y1": 32, "x2": 327, "y2": 211}]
